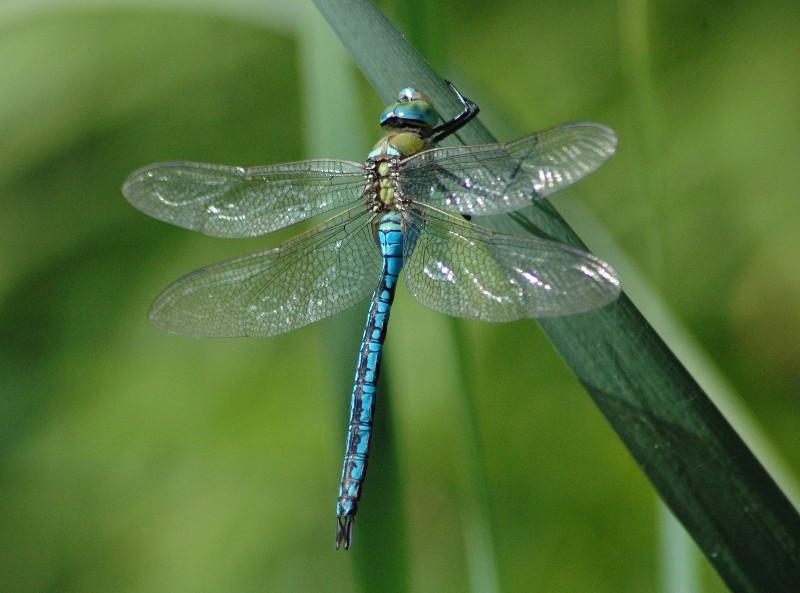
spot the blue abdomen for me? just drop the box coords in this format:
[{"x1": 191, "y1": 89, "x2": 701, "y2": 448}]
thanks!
[{"x1": 336, "y1": 212, "x2": 403, "y2": 549}]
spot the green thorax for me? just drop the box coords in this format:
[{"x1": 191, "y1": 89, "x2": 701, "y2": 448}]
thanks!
[{"x1": 369, "y1": 131, "x2": 428, "y2": 160}]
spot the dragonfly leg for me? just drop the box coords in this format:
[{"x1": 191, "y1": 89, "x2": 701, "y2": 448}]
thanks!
[{"x1": 429, "y1": 80, "x2": 480, "y2": 144}]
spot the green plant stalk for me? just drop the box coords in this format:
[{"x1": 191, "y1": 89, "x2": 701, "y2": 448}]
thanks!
[{"x1": 312, "y1": 0, "x2": 800, "y2": 591}]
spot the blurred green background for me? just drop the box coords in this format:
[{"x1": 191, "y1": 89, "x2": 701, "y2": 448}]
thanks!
[{"x1": 1, "y1": 0, "x2": 798, "y2": 591}]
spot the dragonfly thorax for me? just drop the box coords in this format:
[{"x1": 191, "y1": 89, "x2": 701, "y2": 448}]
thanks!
[
  {"x1": 369, "y1": 130, "x2": 427, "y2": 160},
  {"x1": 366, "y1": 131, "x2": 429, "y2": 212},
  {"x1": 364, "y1": 157, "x2": 399, "y2": 211}
]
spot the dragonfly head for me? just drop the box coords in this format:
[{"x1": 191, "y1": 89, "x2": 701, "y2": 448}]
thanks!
[{"x1": 379, "y1": 87, "x2": 439, "y2": 131}]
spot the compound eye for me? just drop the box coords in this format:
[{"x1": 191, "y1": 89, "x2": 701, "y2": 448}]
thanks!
[
  {"x1": 380, "y1": 88, "x2": 439, "y2": 128},
  {"x1": 379, "y1": 99, "x2": 438, "y2": 128}
]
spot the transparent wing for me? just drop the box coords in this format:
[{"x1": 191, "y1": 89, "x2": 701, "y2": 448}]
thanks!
[
  {"x1": 123, "y1": 159, "x2": 366, "y2": 238},
  {"x1": 398, "y1": 122, "x2": 617, "y2": 216},
  {"x1": 401, "y1": 207, "x2": 620, "y2": 320},
  {"x1": 148, "y1": 208, "x2": 380, "y2": 337}
]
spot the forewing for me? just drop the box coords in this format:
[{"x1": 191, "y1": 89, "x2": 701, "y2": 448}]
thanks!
[
  {"x1": 123, "y1": 159, "x2": 366, "y2": 238},
  {"x1": 402, "y1": 207, "x2": 620, "y2": 320},
  {"x1": 399, "y1": 123, "x2": 617, "y2": 216},
  {"x1": 148, "y1": 208, "x2": 380, "y2": 337}
]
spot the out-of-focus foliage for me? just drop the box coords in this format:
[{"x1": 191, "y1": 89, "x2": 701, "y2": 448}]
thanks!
[{"x1": 0, "y1": 2, "x2": 797, "y2": 592}]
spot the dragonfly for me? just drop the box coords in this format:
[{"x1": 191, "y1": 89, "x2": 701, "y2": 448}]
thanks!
[{"x1": 123, "y1": 83, "x2": 621, "y2": 550}]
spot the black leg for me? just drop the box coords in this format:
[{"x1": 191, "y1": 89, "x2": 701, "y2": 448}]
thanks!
[{"x1": 429, "y1": 81, "x2": 480, "y2": 144}]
